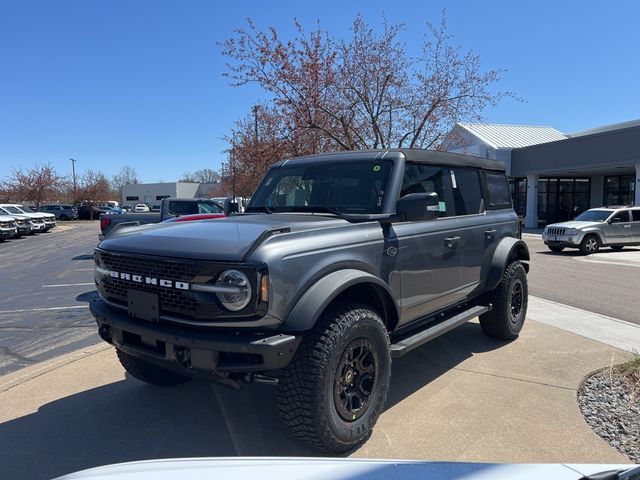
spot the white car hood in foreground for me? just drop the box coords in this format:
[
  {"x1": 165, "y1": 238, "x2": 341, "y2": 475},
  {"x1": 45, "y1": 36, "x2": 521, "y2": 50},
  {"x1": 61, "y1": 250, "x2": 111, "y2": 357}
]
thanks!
[{"x1": 55, "y1": 458, "x2": 637, "y2": 480}]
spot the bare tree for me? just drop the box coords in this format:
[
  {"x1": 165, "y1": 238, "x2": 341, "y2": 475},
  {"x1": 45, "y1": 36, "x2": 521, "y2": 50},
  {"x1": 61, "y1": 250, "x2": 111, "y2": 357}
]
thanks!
[
  {"x1": 77, "y1": 170, "x2": 112, "y2": 219},
  {"x1": 2, "y1": 163, "x2": 64, "y2": 207},
  {"x1": 220, "y1": 11, "x2": 513, "y2": 184},
  {"x1": 179, "y1": 168, "x2": 221, "y2": 184},
  {"x1": 111, "y1": 165, "x2": 139, "y2": 193}
]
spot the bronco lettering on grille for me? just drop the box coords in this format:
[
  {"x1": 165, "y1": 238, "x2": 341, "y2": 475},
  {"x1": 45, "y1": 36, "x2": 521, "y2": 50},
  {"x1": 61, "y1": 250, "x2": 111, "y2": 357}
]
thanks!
[{"x1": 107, "y1": 270, "x2": 190, "y2": 290}]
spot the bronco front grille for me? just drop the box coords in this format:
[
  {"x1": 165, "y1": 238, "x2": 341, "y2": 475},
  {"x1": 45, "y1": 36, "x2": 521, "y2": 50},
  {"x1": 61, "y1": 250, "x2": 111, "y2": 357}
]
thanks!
[
  {"x1": 95, "y1": 251, "x2": 260, "y2": 322},
  {"x1": 547, "y1": 227, "x2": 566, "y2": 236}
]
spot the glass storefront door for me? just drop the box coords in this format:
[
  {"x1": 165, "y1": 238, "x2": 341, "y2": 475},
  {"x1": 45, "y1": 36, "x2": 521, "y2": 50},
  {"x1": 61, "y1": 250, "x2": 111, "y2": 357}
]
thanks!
[{"x1": 537, "y1": 177, "x2": 591, "y2": 225}]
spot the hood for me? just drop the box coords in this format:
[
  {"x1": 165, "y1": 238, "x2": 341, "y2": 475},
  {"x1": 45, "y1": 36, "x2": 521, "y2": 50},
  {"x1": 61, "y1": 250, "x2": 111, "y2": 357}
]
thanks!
[
  {"x1": 54, "y1": 458, "x2": 637, "y2": 480},
  {"x1": 546, "y1": 220, "x2": 603, "y2": 230},
  {"x1": 0, "y1": 215, "x2": 16, "y2": 222},
  {"x1": 98, "y1": 213, "x2": 348, "y2": 261}
]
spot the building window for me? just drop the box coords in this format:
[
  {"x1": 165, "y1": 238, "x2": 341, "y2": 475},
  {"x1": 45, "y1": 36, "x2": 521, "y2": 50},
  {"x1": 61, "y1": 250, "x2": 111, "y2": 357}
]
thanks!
[
  {"x1": 125, "y1": 196, "x2": 139, "y2": 201},
  {"x1": 537, "y1": 177, "x2": 590, "y2": 225},
  {"x1": 508, "y1": 178, "x2": 527, "y2": 216},
  {"x1": 155, "y1": 195, "x2": 170, "y2": 201},
  {"x1": 604, "y1": 174, "x2": 635, "y2": 206}
]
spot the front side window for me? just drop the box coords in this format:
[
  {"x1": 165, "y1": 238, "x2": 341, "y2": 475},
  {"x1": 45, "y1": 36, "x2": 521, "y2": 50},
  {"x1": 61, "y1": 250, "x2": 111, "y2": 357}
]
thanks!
[
  {"x1": 250, "y1": 160, "x2": 394, "y2": 214},
  {"x1": 401, "y1": 163, "x2": 450, "y2": 217},
  {"x1": 611, "y1": 211, "x2": 630, "y2": 223}
]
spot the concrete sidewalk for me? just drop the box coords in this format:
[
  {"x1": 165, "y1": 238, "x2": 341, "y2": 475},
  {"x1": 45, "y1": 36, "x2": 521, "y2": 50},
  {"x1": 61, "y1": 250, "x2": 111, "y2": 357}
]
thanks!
[{"x1": 0, "y1": 319, "x2": 632, "y2": 480}]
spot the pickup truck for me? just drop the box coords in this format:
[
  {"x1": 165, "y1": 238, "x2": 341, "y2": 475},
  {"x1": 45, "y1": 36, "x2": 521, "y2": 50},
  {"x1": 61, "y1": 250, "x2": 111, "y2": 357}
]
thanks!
[{"x1": 99, "y1": 197, "x2": 226, "y2": 239}]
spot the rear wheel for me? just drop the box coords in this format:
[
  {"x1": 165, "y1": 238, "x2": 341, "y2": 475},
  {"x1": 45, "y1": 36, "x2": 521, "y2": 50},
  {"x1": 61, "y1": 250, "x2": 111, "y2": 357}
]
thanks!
[
  {"x1": 579, "y1": 235, "x2": 600, "y2": 255},
  {"x1": 480, "y1": 261, "x2": 528, "y2": 340},
  {"x1": 277, "y1": 303, "x2": 391, "y2": 453},
  {"x1": 611, "y1": 245, "x2": 624, "y2": 251},
  {"x1": 117, "y1": 349, "x2": 191, "y2": 386},
  {"x1": 548, "y1": 245, "x2": 564, "y2": 253}
]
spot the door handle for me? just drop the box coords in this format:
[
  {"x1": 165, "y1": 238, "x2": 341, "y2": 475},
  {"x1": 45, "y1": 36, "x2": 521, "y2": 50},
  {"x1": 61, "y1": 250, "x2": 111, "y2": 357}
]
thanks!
[
  {"x1": 445, "y1": 236, "x2": 461, "y2": 248},
  {"x1": 485, "y1": 229, "x2": 497, "y2": 236}
]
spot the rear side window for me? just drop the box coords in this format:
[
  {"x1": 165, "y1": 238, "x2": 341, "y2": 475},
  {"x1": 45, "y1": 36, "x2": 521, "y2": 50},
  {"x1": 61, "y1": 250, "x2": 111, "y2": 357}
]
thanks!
[
  {"x1": 167, "y1": 201, "x2": 199, "y2": 216},
  {"x1": 450, "y1": 168, "x2": 483, "y2": 216},
  {"x1": 632, "y1": 210, "x2": 640, "y2": 222},
  {"x1": 484, "y1": 171, "x2": 512, "y2": 209}
]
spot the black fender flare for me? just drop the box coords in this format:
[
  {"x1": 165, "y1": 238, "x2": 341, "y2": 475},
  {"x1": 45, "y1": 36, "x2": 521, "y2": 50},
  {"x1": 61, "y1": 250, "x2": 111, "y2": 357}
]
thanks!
[
  {"x1": 485, "y1": 237, "x2": 530, "y2": 291},
  {"x1": 281, "y1": 269, "x2": 399, "y2": 332}
]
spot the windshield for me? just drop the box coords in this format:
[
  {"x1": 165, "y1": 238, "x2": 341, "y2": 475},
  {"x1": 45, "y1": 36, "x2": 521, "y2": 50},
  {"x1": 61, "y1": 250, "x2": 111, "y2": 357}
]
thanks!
[
  {"x1": 574, "y1": 209, "x2": 612, "y2": 222},
  {"x1": 248, "y1": 160, "x2": 394, "y2": 214},
  {"x1": 4, "y1": 206, "x2": 25, "y2": 214}
]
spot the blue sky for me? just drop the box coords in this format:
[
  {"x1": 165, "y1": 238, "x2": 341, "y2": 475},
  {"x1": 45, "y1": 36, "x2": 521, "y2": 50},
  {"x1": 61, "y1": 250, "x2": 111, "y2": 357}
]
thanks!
[{"x1": 1, "y1": 0, "x2": 639, "y2": 183}]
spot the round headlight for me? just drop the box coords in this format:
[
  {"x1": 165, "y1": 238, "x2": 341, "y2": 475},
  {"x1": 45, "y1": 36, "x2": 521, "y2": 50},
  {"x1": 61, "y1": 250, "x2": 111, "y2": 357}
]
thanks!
[{"x1": 215, "y1": 269, "x2": 252, "y2": 311}]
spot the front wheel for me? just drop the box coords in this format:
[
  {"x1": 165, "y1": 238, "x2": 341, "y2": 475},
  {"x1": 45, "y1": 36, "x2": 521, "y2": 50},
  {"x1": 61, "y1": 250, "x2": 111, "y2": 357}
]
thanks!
[
  {"x1": 579, "y1": 235, "x2": 600, "y2": 255},
  {"x1": 277, "y1": 303, "x2": 391, "y2": 453},
  {"x1": 480, "y1": 261, "x2": 528, "y2": 340}
]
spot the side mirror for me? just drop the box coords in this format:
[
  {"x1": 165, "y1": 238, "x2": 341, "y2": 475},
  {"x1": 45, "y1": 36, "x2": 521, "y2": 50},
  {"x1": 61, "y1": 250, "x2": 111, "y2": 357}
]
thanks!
[{"x1": 396, "y1": 192, "x2": 440, "y2": 222}]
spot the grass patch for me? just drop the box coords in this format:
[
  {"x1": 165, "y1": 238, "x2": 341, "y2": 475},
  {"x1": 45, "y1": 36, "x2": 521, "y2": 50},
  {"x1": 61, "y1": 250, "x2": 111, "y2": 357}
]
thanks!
[{"x1": 611, "y1": 352, "x2": 640, "y2": 402}]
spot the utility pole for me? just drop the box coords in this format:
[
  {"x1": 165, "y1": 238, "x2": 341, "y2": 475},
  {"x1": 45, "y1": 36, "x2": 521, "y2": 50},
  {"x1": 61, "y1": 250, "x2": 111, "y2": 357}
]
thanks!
[
  {"x1": 70, "y1": 158, "x2": 77, "y2": 204},
  {"x1": 252, "y1": 105, "x2": 259, "y2": 142}
]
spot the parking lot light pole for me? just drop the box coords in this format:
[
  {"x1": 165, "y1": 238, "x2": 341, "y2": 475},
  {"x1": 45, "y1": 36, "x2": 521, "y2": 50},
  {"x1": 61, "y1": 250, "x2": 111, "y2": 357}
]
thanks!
[{"x1": 70, "y1": 158, "x2": 77, "y2": 204}]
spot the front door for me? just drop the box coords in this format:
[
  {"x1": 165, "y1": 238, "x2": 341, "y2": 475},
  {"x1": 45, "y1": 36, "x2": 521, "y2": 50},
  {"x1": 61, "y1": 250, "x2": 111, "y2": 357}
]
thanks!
[
  {"x1": 395, "y1": 162, "x2": 464, "y2": 326},
  {"x1": 602, "y1": 210, "x2": 631, "y2": 244}
]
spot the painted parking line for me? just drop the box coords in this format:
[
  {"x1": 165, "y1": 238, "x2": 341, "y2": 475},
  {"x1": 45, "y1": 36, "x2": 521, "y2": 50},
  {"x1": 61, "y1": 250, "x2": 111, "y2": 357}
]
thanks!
[
  {"x1": 572, "y1": 257, "x2": 640, "y2": 268},
  {"x1": 0, "y1": 305, "x2": 89, "y2": 315},
  {"x1": 41, "y1": 282, "x2": 95, "y2": 288}
]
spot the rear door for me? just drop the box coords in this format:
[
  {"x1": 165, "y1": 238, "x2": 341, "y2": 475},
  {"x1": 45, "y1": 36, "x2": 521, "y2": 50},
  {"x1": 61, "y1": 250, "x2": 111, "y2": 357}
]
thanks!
[{"x1": 631, "y1": 209, "x2": 640, "y2": 243}]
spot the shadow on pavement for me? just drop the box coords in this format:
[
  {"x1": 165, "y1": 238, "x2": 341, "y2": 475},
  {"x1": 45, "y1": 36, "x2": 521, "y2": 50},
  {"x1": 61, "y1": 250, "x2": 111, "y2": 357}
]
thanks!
[{"x1": 0, "y1": 322, "x2": 506, "y2": 480}]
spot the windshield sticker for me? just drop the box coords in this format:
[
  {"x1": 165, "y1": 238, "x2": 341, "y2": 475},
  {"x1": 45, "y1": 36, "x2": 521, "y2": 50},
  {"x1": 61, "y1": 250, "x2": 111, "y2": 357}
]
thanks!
[
  {"x1": 373, "y1": 165, "x2": 381, "y2": 172},
  {"x1": 439, "y1": 201, "x2": 446, "y2": 212},
  {"x1": 450, "y1": 170, "x2": 457, "y2": 188}
]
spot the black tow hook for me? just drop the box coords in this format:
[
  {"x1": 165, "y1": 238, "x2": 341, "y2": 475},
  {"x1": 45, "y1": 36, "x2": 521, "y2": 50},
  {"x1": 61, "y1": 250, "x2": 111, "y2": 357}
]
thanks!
[{"x1": 98, "y1": 325, "x2": 112, "y2": 344}]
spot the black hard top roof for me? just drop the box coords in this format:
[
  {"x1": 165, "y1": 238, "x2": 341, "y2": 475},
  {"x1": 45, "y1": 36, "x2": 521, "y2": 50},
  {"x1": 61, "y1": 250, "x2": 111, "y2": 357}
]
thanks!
[{"x1": 276, "y1": 148, "x2": 506, "y2": 171}]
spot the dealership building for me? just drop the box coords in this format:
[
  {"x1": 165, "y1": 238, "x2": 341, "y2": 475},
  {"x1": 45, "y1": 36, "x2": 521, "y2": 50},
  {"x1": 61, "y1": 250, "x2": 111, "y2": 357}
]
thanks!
[
  {"x1": 121, "y1": 182, "x2": 222, "y2": 208},
  {"x1": 445, "y1": 119, "x2": 640, "y2": 227}
]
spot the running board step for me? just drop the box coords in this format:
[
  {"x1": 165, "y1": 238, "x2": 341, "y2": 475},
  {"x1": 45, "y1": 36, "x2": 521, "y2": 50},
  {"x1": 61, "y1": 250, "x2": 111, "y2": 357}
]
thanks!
[{"x1": 390, "y1": 305, "x2": 490, "y2": 358}]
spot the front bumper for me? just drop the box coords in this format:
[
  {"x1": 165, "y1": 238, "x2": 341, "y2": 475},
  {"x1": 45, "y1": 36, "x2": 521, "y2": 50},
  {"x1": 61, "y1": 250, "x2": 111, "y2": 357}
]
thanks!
[
  {"x1": 43, "y1": 220, "x2": 56, "y2": 230},
  {"x1": 0, "y1": 227, "x2": 17, "y2": 238},
  {"x1": 30, "y1": 223, "x2": 45, "y2": 232},
  {"x1": 15, "y1": 225, "x2": 31, "y2": 235},
  {"x1": 542, "y1": 232, "x2": 584, "y2": 247},
  {"x1": 89, "y1": 298, "x2": 301, "y2": 379}
]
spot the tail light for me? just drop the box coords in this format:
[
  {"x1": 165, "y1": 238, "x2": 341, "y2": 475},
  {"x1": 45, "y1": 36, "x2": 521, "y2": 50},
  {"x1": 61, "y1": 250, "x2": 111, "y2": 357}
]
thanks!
[{"x1": 100, "y1": 217, "x2": 111, "y2": 233}]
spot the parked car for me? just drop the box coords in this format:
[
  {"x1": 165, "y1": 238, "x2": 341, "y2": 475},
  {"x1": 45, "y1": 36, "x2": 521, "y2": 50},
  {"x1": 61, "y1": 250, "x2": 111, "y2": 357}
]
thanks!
[
  {"x1": 121, "y1": 205, "x2": 132, "y2": 212},
  {"x1": 133, "y1": 204, "x2": 150, "y2": 212},
  {"x1": 0, "y1": 206, "x2": 33, "y2": 237},
  {"x1": 543, "y1": 206, "x2": 640, "y2": 254},
  {"x1": 90, "y1": 149, "x2": 530, "y2": 453},
  {"x1": 77, "y1": 204, "x2": 109, "y2": 220},
  {"x1": 99, "y1": 198, "x2": 226, "y2": 238},
  {"x1": 0, "y1": 215, "x2": 17, "y2": 241},
  {"x1": 39, "y1": 204, "x2": 78, "y2": 220},
  {"x1": 0, "y1": 204, "x2": 55, "y2": 232}
]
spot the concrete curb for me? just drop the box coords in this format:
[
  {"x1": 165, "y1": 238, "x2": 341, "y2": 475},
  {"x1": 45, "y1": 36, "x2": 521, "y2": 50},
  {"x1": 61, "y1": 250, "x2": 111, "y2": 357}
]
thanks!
[{"x1": 0, "y1": 343, "x2": 110, "y2": 393}]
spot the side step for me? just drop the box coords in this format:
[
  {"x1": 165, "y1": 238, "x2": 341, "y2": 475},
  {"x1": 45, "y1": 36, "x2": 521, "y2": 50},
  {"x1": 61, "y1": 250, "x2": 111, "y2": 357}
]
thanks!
[{"x1": 390, "y1": 305, "x2": 490, "y2": 358}]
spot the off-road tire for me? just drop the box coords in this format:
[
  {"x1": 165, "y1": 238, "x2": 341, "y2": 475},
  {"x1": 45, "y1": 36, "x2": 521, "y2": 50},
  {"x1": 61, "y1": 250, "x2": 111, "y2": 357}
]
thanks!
[
  {"x1": 117, "y1": 349, "x2": 191, "y2": 386},
  {"x1": 479, "y1": 261, "x2": 528, "y2": 340},
  {"x1": 611, "y1": 245, "x2": 624, "y2": 251},
  {"x1": 548, "y1": 245, "x2": 564, "y2": 253},
  {"x1": 277, "y1": 303, "x2": 391, "y2": 453},
  {"x1": 579, "y1": 234, "x2": 600, "y2": 255}
]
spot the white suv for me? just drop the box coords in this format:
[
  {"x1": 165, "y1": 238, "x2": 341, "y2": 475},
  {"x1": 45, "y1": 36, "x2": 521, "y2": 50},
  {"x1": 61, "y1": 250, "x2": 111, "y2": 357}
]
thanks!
[
  {"x1": 133, "y1": 204, "x2": 150, "y2": 212},
  {"x1": 0, "y1": 204, "x2": 56, "y2": 232}
]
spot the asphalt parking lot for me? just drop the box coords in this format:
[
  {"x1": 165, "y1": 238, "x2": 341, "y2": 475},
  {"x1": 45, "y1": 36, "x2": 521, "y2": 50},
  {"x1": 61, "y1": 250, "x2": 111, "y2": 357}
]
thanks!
[
  {"x1": 1, "y1": 224, "x2": 640, "y2": 376},
  {"x1": 0, "y1": 222, "x2": 101, "y2": 375}
]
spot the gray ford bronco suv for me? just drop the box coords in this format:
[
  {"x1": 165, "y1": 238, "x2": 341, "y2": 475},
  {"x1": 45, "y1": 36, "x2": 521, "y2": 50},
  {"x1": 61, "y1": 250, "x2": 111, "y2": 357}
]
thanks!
[{"x1": 90, "y1": 149, "x2": 530, "y2": 452}]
